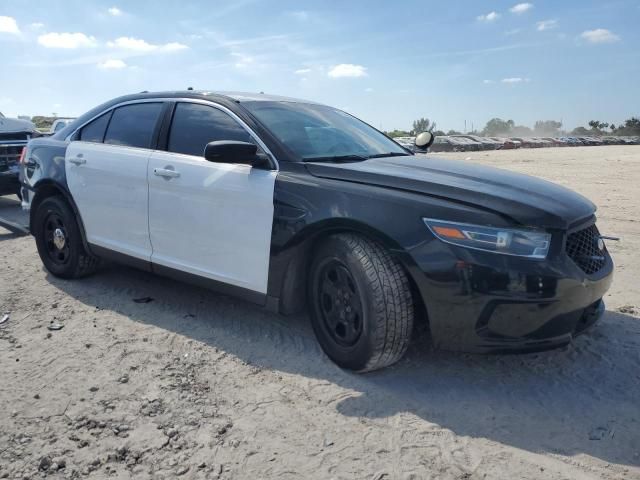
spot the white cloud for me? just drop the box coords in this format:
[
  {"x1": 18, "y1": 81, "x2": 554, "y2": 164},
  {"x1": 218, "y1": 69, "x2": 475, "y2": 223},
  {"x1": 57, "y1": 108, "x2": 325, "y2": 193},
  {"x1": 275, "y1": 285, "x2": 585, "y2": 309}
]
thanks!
[
  {"x1": 30, "y1": 22, "x2": 44, "y2": 29},
  {"x1": 162, "y1": 42, "x2": 188, "y2": 52},
  {"x1": 501, "y1": 77, "x2": 530, "y2": 83},
  {"x1": 107, "y1": 36, "x2": 154, "y2": 51},
  {"x1": 38, "y1": 32, "x2": 97, "y2": 49},
  {"x1": 536, "y1": 19, "x2": 557, "y2": 31},
  {"x1": 107, "y1": 36, "x2": 188, "y2": 53},
  {"x1": 364, "y1": 87, "x2": 374, "y2": 92},
  {"x1": 98, "y1": 59, "x2": 126, "y2": 69},
  {"x1": 294, "y1": 68, "x2": 311, "y2": 75},
  {"x1": 483, "y1": 79, "x2": 495, "y2": 84},
  {"x1": 505, "y1": 28, "x2": 521, "y2": 36},
  {"x1": 510, "y1": 3, "x2": 533, "y2": 14},
  {"x1": 108, "y1": 7, "x2": 123, "y2": 16},
  {"x1": 0, "y1": 16, "x2": 20, "y2": 34},
  {"x1": 580, "y1": 28, "x2": 620, "y2": 44},
  {"x1": 477, "y1": 11, "x2": 500, "y2": 22},
  {"x1": 328, "y1": 63, "x2": 367, "y2": 78}
]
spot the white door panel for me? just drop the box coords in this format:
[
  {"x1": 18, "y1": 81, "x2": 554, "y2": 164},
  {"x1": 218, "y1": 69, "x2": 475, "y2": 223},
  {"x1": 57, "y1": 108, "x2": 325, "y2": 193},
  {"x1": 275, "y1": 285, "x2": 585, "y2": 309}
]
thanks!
[
  {"x1": 148, "y1": 151, "x2": 276, "y2": 294},
  {"x1": 65, "y1": 142, "x2": 152, "y2": 260}
]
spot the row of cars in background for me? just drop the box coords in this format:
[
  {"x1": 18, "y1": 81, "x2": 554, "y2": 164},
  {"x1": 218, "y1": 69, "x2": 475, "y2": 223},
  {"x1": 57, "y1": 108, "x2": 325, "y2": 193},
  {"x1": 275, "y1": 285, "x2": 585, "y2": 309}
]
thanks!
[
  {"x1": 395, "y1": 134, "x2": 640, "y2": 152},
  {"x1": 0, "y1": 115, "x2": 75, "y2": 198}
]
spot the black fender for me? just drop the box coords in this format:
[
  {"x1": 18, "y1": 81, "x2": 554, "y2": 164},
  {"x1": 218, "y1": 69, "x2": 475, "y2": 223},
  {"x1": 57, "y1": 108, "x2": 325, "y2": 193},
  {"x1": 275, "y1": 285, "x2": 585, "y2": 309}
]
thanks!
[
  {"x1": 269, "y1": 215, "x2": 425, "y2": 316},
  {"x1": 29, "y1": 179, "x2": 94, "y2": 256}
]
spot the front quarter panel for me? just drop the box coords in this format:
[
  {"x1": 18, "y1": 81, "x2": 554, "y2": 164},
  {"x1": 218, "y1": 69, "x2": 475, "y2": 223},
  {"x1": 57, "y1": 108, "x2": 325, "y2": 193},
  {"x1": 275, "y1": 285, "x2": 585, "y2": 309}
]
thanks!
[{"x1": 268, "y1": 162, "x2": 510, "y2": 312}]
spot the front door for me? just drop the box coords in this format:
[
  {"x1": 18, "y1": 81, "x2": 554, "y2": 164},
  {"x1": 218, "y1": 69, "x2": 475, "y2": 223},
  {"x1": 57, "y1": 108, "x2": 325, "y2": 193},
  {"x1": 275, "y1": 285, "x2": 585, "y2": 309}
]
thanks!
[
  {"x1": 148, "y1": 102, "x2": 277, "y2": 294},
  {"x1": 65, "y1": 102, "x2": 164, "y2": 260}
]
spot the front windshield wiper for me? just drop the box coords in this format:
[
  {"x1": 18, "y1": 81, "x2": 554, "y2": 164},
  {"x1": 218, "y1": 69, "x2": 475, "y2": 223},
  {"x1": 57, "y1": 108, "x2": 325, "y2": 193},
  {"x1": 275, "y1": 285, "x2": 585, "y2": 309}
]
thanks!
[
  {"x1": 302, "y1": 154, "x2": 369, "y2": 163},
  {"x1": 366, "y1": 152, "x2": 412, "y2": 159}
]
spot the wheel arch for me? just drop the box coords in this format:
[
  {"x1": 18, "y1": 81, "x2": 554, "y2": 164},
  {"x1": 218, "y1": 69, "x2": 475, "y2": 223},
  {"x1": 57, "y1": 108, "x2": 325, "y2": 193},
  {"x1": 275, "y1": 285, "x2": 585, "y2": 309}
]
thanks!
[
  {"x1": 29, "y1": 179, "x2": 92, "y2": 254},
  {"x1": 274, "y1": 218, "x2": 428, "y2": 324}
]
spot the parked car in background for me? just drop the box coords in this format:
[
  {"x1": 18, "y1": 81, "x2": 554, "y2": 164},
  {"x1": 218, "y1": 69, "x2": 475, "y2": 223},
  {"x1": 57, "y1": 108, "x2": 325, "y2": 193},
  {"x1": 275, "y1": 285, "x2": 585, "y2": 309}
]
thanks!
[
  {"x1": 45, "y1": 118, "x2": 77, "y2": 136},
  {"x1": 510, "y1": 137, "x2": 537, "y2": 148},
  {"x1": 0, "y1": 114, "x2": 38, "y2": 198},
  {"x1": 429, "y1": 136, "x2": 462, "y2": 152},
  {"x1": 452, "y1": 135, "x2": 501, "y2": 150},
  {"x1": 540, "y1": 137, "x2": 568, "y2": 147},
  {"x1": 390, "y1": 136, "x2": 418, "y2": 152},
  {"x1": 560, "y1": 137, "x2": 580, "y2": 146},
  {"x1": 450, "y1": 136, "x2": 483, "y2": 151},
  {"x1": 578, "y1": 137, "x2": 602, "y2": 146},
  {"x1": 489, "y1": 137, "x2": 521, "y2": 149}
]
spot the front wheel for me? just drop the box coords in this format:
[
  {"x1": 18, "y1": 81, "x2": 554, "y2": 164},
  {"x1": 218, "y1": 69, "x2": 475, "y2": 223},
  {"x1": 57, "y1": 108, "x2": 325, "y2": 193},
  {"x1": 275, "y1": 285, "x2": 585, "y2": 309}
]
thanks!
[
  {"x1": 308, "y1": 234, "x2": 414, "y2": 372},
  {"x1": 33, "y1": 196, "x2": 99, "y2": 279}
]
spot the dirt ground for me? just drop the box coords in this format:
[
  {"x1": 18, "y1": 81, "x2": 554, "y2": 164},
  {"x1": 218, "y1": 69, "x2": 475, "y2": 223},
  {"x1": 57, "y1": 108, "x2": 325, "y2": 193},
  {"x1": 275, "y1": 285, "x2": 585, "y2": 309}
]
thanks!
[{"x1": 1, "y1": 145, "x2": 639, "y2": 480}]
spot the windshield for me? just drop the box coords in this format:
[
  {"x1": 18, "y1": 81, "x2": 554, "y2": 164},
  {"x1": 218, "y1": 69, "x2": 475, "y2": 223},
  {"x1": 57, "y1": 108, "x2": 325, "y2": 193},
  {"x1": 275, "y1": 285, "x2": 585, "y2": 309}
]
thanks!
[{"x1": 243, "y1": 101, "x2": 409, "y2": 161}]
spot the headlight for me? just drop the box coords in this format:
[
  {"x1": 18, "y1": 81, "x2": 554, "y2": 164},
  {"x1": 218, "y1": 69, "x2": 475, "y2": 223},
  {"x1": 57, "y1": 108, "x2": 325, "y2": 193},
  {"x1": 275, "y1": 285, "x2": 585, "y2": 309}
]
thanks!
[{"x1": 423, "y1": 218, "x2": 551, "y2": 259}]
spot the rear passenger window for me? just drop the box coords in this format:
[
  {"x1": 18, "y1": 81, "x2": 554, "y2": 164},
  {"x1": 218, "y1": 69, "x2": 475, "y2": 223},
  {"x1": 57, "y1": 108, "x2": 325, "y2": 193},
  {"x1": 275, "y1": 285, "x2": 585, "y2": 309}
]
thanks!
[
  {"x1": 79, "y1": 112, "x2": 111, "y2": 143},
  {"x1": 168, "y1": 103, "x2": 253, "y2": 157},
  {"x1": 104, "y1": 103, "x2": 163, "y2": 149}
]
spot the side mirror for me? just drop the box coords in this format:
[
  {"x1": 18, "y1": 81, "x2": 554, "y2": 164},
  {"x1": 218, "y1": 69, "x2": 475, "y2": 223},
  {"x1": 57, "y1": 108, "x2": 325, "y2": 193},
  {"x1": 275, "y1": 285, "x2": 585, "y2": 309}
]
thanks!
[
  {"x1": 414, "y1": 131, "x2": 435, "y2": 150},
  {"x1": 204, "y1": 141, "x2": 270, "y2": 168}
]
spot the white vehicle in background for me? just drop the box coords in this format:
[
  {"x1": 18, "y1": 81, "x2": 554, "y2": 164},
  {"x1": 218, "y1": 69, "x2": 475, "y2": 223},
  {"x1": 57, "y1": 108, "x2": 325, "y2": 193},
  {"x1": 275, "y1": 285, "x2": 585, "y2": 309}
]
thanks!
[{"x1": 46, "y1": 118, "x2": 76, "y2": 136}]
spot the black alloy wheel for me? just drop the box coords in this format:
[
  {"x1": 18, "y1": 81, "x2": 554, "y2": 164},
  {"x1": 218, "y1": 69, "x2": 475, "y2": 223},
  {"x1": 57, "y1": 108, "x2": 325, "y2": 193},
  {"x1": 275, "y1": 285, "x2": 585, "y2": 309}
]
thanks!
[
  {"x1": 43, "y1": 211, "x2": 71, "y2": 266},
  {"x1": 317, "y1": 259, "x2": 364, "y2": 347}
]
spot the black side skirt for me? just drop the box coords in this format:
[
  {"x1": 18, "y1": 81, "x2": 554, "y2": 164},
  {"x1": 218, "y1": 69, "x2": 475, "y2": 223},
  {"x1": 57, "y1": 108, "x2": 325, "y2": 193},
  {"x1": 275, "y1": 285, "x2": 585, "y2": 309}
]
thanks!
[{"x1": 89, "y1": 244, "x2": 272, "y2": 309}]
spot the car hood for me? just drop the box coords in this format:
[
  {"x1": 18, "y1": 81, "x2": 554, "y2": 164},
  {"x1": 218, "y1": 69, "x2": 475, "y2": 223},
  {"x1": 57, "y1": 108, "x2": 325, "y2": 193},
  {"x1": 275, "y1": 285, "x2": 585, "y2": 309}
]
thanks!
[
  {"x1": 0, "y1": 117, "x2": 36, "y2": 134},
  {"x1": 305, "y1": 155, "x2": 595, "y2": 229}
]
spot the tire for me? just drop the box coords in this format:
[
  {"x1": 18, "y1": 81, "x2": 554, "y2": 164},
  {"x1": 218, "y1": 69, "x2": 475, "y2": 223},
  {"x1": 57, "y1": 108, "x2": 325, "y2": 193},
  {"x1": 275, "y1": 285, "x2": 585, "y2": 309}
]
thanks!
[
  {"x1": 308, "y1": 233, "x2": 414, "y2": 372},
  {"x1": 33, "y1": 196, "x2": 99, "y2": 279}
]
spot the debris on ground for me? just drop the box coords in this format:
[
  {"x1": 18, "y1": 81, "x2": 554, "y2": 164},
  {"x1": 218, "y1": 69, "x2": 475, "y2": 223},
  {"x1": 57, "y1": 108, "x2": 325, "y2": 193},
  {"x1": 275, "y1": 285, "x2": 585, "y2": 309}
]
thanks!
[
  {"x1": 617, "y1": 305, "x2": 638, "y2": 315},
  {"x1": 47, "y1": 322, "x2": 64, "y2": 331}
]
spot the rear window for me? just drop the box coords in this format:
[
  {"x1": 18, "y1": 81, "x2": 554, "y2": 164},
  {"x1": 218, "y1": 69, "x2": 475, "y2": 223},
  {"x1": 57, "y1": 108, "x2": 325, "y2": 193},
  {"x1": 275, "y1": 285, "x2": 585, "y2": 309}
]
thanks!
[{"x1": 104, "y1": 103, "x2": 163, "y2": 149}]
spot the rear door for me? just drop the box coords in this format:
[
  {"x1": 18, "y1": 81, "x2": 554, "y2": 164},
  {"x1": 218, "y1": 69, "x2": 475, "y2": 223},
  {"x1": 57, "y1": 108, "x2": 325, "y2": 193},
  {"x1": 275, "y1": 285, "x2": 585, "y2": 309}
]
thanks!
[
  {"x1": 148, "y1": 101, "x2": 277, "y2": 295},
  {"x1": 66, "y1": 102, "x2": 164, "y2": 260}
]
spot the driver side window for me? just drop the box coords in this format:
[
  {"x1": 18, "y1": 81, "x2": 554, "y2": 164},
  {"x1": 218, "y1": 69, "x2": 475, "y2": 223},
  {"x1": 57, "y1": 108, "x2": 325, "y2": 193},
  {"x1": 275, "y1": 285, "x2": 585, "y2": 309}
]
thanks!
[{"x1": 168, "y1": 103, "x2": 256, "y2": 157}]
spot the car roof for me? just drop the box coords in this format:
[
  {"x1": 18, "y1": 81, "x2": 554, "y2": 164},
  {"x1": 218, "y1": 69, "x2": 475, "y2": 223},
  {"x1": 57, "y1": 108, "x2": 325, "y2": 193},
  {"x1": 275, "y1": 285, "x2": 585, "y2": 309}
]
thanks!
[
  {"x1": 111, "y1": 90, "x2": 323, "y2": 105},
  {"x1": 52, "y1": 90, "x2": 324, "y2": 140}
]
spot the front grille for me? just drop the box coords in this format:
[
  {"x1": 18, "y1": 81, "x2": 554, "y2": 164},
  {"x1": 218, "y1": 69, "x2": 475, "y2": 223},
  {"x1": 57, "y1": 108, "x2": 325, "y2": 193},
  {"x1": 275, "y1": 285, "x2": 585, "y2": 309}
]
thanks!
[
  {"x1": 565, "y1": 224, "x2": 606, "y2": 275},
  {"x1": 0, "y1": 132, "x2": 29, "y2": 142},
  {"x1": 0, "y1": 145, "x2": 23, "y2": 172}
]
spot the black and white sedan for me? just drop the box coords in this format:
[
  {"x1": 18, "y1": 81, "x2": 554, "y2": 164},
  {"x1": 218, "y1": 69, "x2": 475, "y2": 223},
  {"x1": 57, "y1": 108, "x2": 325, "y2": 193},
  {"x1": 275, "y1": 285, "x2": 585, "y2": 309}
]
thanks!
[{"x1": 20, "y1": 91, "x2": 613, "y2": 371}]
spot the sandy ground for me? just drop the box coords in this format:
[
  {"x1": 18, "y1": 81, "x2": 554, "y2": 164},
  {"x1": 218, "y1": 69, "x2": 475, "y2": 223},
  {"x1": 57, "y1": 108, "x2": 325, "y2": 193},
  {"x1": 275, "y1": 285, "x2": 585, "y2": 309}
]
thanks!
[{"x1": 1, "y1": 145, "x2": 639, "y2": 480}]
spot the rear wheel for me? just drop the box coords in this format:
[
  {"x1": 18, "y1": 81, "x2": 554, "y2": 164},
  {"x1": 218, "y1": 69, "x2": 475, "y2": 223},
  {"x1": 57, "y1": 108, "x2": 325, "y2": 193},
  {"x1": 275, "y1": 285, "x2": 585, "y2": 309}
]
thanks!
[
  {"x1": 33, "y1": 196, "x2": 99, "y2": 278},
  {"x1": 308, "y1": 233, "x2": 414, "y2": 372}
]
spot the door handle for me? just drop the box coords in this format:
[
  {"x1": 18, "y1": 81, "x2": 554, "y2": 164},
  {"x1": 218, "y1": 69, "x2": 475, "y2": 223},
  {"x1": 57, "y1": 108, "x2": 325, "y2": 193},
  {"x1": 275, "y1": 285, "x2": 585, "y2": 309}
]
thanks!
[
  {"x1": 153, "y1": 168, "x2": 180, "y2": 179},
  {"x1": 69, "y1": 157, "x2": 86, "y2": 166}
]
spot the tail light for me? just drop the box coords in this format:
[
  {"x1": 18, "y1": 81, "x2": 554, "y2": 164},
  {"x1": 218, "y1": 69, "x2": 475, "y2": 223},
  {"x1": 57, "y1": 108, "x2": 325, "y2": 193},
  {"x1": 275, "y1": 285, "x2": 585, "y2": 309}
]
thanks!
[{"x1": 19, "y1": 147, "x2": 27, "y2": 164}]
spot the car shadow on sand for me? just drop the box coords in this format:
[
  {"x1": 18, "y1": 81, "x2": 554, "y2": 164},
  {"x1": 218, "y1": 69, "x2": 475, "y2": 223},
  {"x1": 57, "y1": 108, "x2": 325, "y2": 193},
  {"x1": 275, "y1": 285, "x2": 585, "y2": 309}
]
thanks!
[{"x1": 48, "y1": 263, "x2": 640, "y2": 469}]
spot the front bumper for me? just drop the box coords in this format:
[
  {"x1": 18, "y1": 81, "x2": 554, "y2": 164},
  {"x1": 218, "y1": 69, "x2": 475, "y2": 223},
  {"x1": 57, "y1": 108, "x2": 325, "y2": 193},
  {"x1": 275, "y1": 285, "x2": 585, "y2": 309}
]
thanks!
[
  {"x1": 405, "y1": 235, "x2": 614, "y2": 353},
  {"x1": 0, "y1": 169, "x2": 20, "y2": 196}
]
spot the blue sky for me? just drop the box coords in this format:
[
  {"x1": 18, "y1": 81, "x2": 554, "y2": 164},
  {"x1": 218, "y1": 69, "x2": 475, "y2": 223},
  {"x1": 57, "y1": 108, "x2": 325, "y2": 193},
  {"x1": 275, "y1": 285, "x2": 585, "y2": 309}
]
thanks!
[{"x1": 1, "y1": 0, "x2": 638, "y2": 131}]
